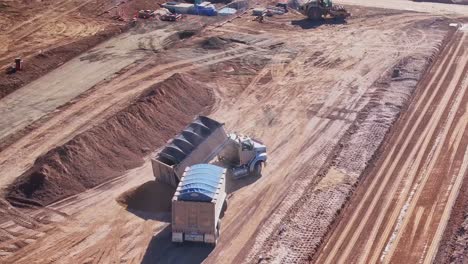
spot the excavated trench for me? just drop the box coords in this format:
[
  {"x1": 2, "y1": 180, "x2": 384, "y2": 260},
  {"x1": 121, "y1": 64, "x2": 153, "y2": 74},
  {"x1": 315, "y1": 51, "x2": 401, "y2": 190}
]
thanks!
[{"x1": 5, "y1": 73, "x2": 214, "y2": 207}]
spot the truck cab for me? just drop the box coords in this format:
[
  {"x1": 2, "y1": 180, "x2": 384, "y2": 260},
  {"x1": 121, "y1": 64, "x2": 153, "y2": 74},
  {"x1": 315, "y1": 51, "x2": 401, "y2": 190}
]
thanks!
[{"x1": 218, "y1": 133, "x2": 267, "y2": 179}]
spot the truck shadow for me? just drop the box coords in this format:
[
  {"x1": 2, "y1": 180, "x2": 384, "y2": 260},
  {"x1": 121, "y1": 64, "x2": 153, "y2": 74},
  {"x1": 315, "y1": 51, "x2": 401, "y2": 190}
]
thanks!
[
  {"x1": 291, "y1": 18, "x2": 346, "y2": 29},
  {"x1": 226, "y1": 173, "x2": 261, "y2": 194},
  {"x1": 127, "y1": 209, "x2": 171, "y2": 222},
  {"x1": 211, "y1": 160, "x2": 262, "y2": 194},
  {"x1": 141, "y1": 225, "x2": 213, "y2": 264}
]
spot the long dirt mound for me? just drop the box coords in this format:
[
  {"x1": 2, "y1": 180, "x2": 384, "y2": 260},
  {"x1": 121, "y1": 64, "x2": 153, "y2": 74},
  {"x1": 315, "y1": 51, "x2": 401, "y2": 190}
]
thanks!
[{"x1": 5, "y1": 73, "x2": 214, "y2": 207}]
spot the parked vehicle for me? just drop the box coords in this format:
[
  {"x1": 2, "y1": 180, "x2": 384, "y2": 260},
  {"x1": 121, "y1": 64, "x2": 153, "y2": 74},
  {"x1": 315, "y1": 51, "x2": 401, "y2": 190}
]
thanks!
[{"x1": 160, "y1": 13, "x2": 182, "y2": 21}]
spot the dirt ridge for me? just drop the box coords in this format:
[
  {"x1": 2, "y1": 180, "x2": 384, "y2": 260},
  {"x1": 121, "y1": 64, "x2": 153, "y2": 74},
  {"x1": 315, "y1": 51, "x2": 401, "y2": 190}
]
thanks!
[{"x1": 4, "y1": 73, "x2": 214, "y2": 207}]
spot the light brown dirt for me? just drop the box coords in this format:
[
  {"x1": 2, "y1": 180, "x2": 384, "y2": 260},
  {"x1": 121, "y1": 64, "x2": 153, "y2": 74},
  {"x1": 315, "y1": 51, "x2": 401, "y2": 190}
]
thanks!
[
  {"x1": 0, "y1": 1, "x2": 464, "y2": 264},
  {"x1": 0, "y1": 0, "x2": 126, "y2": 98},
  {"x1": 0, "y1": 0, "x2": 173, "y2": 100},
  {"x1": 316, "y1": 28, "x2": 467, "y2": 264},
  {"x1": 340, "y1": 0, "x2": 468, "y2": 15}
]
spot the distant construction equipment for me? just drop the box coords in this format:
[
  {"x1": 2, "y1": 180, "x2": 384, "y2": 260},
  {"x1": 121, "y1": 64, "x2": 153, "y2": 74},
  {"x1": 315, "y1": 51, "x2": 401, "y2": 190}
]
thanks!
[{"x1": 296, "y1": 0, "x2": 350, "y2": 20}]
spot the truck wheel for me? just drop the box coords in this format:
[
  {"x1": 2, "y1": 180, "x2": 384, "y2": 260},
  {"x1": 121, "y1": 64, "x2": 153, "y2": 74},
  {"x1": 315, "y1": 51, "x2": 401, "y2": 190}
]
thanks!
[
  {"x1": 307, "y1": 7, "x2": 324, "y2": 20},
  {"x1": 220, "y1": 200, "x2": 228, "y2": 218},
  {"x1": 212, "y1": 221, "x2": 220, "y2": 247},
  {"x1": 254, "y1": 161, "x2": 263, "y2": 177}
]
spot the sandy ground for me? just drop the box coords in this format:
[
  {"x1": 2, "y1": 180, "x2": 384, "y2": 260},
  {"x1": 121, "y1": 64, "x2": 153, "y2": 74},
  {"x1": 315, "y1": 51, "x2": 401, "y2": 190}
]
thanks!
[
  {"x1": 0, "y1": 1, "x2": 466, "y2": 264},
  {"x1": 0, "y1": 24, "x2": 177, "y2": 143},
  {"x1": 316, "y1": 28, "x2": 467, "y2": 264},
  {"x1": 340, "y1": 0, "x2": 468, "y2": 16},
  {"x1": 0, "y1": 0, "x2": 127, "y2": 98}
]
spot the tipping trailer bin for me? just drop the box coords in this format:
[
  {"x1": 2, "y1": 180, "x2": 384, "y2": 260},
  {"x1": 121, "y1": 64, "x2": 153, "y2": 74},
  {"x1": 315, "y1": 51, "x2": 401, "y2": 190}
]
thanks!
[
  {"x1": 151, "y1": 116, "x2": 228, "y2": 187},
  {"x1": 171, "y1": 164, "x2": 227, "y2": 245}
]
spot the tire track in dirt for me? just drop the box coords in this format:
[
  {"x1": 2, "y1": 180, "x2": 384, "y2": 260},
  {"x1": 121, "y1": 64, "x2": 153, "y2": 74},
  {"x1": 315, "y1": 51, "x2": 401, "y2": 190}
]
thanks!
[
  {"x1": 232, "y1": 14, "x2": 445, "y2": 263},
  {"x1": 319, "y1": 30, "x2": 461, "y2": 264},
  {"x1": 317, "y1": 30, "x2": 467, "y2": 264}
]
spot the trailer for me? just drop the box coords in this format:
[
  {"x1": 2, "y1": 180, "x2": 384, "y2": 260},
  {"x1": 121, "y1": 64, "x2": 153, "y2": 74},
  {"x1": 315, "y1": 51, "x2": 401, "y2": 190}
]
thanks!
[
  {"x1": 171, "y1": 164, "x2": 227, "y2": 245},
  {"x1": 151, "y1": 116, "x2": 229, "y2": 187},
  {"x1": 152, "y1": 116, "x2": 267, "y2": 187}
]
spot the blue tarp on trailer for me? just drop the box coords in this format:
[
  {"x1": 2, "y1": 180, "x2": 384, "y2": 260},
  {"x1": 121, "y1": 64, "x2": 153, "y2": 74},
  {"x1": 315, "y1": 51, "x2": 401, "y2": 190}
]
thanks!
[{"x1": 177, "y1": 164, "x2": 224, "y2": 202}]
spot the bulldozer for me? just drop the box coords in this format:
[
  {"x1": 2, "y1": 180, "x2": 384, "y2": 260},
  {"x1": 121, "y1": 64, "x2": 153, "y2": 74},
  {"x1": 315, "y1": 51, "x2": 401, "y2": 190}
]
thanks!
[{"x1": 296, "y1": 0, "x2": 350, "y2": 20}]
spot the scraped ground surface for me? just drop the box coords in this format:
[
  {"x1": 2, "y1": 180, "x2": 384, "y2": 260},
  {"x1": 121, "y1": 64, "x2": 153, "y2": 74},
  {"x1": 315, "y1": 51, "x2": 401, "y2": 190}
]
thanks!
[
  {"x1": 0, "y1": 1, "x2": 466, "y2": 264},
  {"x1": 316, "y1": 28, "x2": 468, "y2": 264},
  {"x1": 0, "y1": 0, "x2": 125, "y2": 99}
]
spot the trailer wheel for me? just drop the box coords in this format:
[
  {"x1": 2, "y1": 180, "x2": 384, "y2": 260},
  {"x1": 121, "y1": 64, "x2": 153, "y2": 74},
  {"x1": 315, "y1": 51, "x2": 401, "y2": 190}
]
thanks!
[
  {"x1": 212, "y1": 221, "x2": 220, "y2": 247},
  {"x1": 254, "y1": 161, "x2": 263, "y2": 177},
  {"x1": 220, "y1": 200, "x2": 228, "y2": 218}
]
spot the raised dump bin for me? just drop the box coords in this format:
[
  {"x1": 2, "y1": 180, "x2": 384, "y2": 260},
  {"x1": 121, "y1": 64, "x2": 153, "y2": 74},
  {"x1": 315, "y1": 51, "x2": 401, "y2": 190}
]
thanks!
[
  {"x1": 151, "y1": 116, "x2": 228, "y2": 187},
  {"x1": 171, "y1": 164, "x2": 227, "y2": 245}
]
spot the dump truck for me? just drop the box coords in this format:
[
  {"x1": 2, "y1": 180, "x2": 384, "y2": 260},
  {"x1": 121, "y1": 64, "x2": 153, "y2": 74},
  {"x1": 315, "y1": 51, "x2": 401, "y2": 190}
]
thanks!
[
  {"x1": 152, "y1": 116, "x2": 228, "y2": 187},
  {"x1": 171, "y1": 164, "x2": 227, "y2": 245},
  {"x1": 152, "y1": 116, "x2": 267, "y2": 187},
  {"x1": 295, "y1": 0, "x2": 350, "y2": 20}
]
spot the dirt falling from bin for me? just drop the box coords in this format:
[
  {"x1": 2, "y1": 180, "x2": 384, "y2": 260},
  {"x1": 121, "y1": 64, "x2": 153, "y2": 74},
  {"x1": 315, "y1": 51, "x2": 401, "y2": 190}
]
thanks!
[
  {"x1": 6, "y1": 73, "x2": 214, "y2": 207},
  {"x1": 117, "y1": 181, "x2": 176, "y2": 213}
]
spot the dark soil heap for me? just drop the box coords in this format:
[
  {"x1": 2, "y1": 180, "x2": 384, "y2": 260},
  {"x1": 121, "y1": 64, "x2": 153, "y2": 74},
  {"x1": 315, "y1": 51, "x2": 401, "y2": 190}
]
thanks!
[
  {"x1": 200, "y1": 37, "x2": 231, "y2": 50},
  {"x1": 6, "y1": 73, "x2": 214, "y2": 207}
]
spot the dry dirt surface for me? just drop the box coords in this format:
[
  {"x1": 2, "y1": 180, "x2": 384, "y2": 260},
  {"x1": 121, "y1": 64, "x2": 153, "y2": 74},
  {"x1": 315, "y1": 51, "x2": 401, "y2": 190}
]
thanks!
[
  {"x1": 0, "y1": 0, "x2": 128, "y2": 98},
  {"x1": 340, "y1": 0, "x2": 468, "y2": 15},
  {"x1": 0, "y1": 2, "x2": 466, "y2": 264},
  {"x1": 315, "y1": 26, "x2": 468, "y2": 264},
  {"x1": 0, "y1": 0, "x2": 171, "y2": 99}
]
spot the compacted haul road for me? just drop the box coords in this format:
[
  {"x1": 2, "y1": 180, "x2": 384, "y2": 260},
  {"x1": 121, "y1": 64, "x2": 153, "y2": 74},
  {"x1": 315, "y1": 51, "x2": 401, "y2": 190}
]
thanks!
[{"x1": 317, "y1": 28, "x2": 468, "y2": 264}]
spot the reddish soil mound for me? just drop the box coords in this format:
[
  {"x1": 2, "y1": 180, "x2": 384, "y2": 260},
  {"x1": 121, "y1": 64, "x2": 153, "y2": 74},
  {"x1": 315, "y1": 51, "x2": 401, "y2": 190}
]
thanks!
[
  {"x1": 117, "y1": 181, "x2": 176, "y2": 213},
  {"x1": 6, "y1": 73, "x2": 214, "y2": 207}
]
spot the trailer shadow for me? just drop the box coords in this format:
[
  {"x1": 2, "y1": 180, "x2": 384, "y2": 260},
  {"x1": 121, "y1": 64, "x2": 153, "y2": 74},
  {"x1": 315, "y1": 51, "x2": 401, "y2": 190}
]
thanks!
[
  {"x1": 127, "y1": 209, "x2": 171, "y2": 222},
  {"x1": 141, "y1": 225, "x2": 214, "y2": 264},
  {"x1": 210, "y1": 160, "x2": 262, "y2": 194},
  {"x1": 226, "y1": 173, "x2": 261, "y2": 194},
  {"x1": 291, "y1": 18, "x2": 346, "y2": 29}
]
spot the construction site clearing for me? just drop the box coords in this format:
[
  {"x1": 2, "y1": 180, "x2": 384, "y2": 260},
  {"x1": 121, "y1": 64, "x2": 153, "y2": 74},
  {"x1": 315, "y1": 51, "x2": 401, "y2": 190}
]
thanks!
[{"x1": 0, "y1": 0, "x2": 467, "y2": 263}]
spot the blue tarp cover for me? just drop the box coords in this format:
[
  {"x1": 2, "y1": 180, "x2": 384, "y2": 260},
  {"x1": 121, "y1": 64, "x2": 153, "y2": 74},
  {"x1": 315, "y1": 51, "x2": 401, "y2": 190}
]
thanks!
[{"x1": 177, "y1": 164, "x2": 224, "y2": 202}]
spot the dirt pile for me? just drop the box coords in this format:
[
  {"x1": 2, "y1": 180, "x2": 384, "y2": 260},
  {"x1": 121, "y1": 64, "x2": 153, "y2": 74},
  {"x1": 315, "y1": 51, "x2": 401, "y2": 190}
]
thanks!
[
  {"x1": 200, "y1": 37, "x2": 232, "y2": 50},
  {"x1": 117, "y1": 181, "x2": 176, "y2": 213},
  {"x1": 6, "y1": 73, "x2": 214, "y2": 207}
]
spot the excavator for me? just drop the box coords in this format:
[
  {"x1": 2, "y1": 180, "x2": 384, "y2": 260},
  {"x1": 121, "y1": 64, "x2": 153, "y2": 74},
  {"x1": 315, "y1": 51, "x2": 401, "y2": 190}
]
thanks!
[{"x1": 295, "y1": 0, "x2": 350, "y2": 20}]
